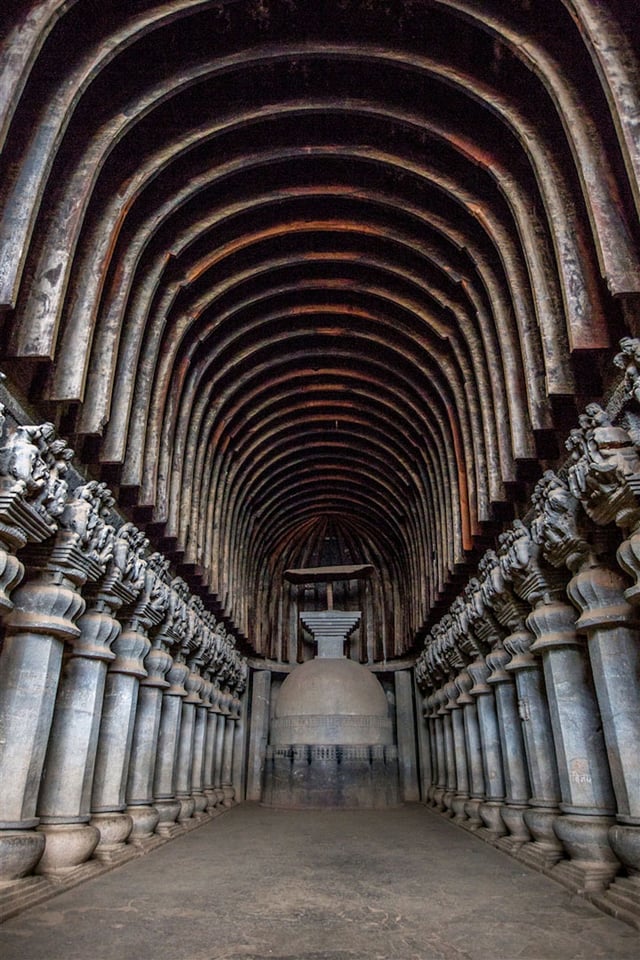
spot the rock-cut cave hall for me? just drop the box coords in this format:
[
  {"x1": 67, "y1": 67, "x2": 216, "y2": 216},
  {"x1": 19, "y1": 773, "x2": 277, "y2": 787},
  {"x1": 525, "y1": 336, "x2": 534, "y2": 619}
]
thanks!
[{"x1": 0, "y1": 1, "x2": 640, "y2": 957}]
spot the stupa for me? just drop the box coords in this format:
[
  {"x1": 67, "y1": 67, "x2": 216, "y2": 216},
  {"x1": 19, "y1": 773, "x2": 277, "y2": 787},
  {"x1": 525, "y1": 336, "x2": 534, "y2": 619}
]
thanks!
[{"x1": 263, "y1": 594, "x2": 399, "y2": 808}]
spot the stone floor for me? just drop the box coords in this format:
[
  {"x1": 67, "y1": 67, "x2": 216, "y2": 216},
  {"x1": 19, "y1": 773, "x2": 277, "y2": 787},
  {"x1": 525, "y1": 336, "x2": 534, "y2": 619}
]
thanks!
[{"x1": 0, "y1": 804, "x2": 638, "y2": 960}]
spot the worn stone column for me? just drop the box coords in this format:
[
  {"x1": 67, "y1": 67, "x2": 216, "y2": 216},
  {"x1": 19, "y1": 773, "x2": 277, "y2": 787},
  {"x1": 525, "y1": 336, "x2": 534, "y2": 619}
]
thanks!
[
  {"x1": 423, "y1": 695, "x2": 437, "y2": 806},
  {"x1": 0, "y1": 419, "x2": 68, "y2": 881},
  {"x1": 123, "y1": 557, "x2": 172, "y2": 844},
  {"x1": 230, "y1": 663, "x2": 248, "y2": 803},
  {"x1": 455, "y1": 670, "x2": 484, "y2": 828},
  {"x1": 466, "y1": 655, "x2": 506, "y2": 838},
  {"x1": 213, "y1": 689, "x2": 227, "y2": 806},
  {"x1": 485, "y1": 644, "x2": 531, "y2": 849},
  {"x1": 473, "y1": 563, "x2": 531, "y2": 849},
  {"x1": 394, "y1": 668, "x2": 420, "y2": 803},
  {"x1": 149, "y1": 579, "x2": 190, "y2": 835},
  {"x1": 246, "y1": 669, "x2": 271, "y2": 802},
  {"x1": 448, "y1": 675, "x2": 469, "y2": 823},
  {"x1": 191, "y1": 702, "x2": 209, "y2": 818},
  {"x1": 563, "y1": 393, "x2": 640, "y2": 902},
  {"x1": 431, "y1": 687, "x2": 447, "y2": 811},
  {"x1": 125, "y1": 631, "x2": 172, "y2": 843},
  {"x1": 231, "y1": 678, "x2": 248, "y2": 803},
  {"x1": 175, "y1": 646, "x2": 206, "y2": 824},
  {"x1": 90, "y1": 533, "x2": 158, "y2": 859},
  {"x1": 203, "y1": 685, "x2": 222, "y2": 812},
  {"x1": 90, "y1": 625, "x2": 148, "y2": 859},
  {"x1": 220, "y1": 690, "x2": 237, "y2": 806},
  {"x1": 413, "y1": 669, "x2": 433, "y2": 805},
  {"x1": 530, "y1": 472, "x2": 620, "y2": 892},
  {"x1": 152, "y1": 651, "x2": 189, "y2": 835},
  {"x1": 440, "y1": 680, "x2": 457, "y2": 817},
  {"x1": 498, "y1": 522, "x2": 565, "y2": 868},
  {"x1": 568, "y1": 562, "x2": 640, "y2": 876},
  {"x1": 191, "y1": 640, "x2": 214, "y2": 821},
  {"x1": 35, "y1": 484, "x2": 120, "y2": 875},
  {"x1": 503, "y1": 629, "x2": 564, "y2": 864}
]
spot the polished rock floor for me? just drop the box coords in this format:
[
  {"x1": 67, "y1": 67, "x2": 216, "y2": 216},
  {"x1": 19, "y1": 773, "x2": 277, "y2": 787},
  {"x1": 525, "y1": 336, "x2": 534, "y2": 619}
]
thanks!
[{"x1": 0, "y1": 804, "x2": 638, "y2": 960}]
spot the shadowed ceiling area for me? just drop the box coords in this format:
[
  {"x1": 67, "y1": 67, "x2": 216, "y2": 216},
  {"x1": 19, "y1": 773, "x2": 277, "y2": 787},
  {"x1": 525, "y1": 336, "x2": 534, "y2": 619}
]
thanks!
[{"x1": 1, "y1": 0, "x2": 639, "y2": 660}]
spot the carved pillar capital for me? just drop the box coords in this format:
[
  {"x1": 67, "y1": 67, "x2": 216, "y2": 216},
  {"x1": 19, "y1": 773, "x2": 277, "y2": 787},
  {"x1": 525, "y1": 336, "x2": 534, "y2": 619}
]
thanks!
[
  {"x1": 565, "y1": 404, "x2": 640, "y2": 531},
  {"x1": 0, "y1": 420, "x2": 73, "y2": 613},
  {"x1": 531, "y1": 471, "x2": 593, "y2": 573},
  {"x1": 497, "y1": 521, "x2": 569, "y2": 610},
  {"x1": 464, "y1": 574, "x2": 504, "y2": 651}
]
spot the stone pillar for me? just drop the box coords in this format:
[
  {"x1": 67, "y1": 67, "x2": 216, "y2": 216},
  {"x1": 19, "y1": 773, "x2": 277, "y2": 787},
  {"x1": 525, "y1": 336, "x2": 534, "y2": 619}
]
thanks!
[
  {"x1": 148, "y1": 578, "x2": 191, "y2": 835},
  {"x1": 0, "y1": 419, "x2": 69, "y2": 881},
  {"x1": 502, "y1": 628, "x2": 563, "y2": 867},
  {"x1": 485, "y1": 643, "x2": 531, "y2": 849},
  {"x1": 527, "y1": 593, "x2": 619, "y2": 890},
  {"x1": 467, "y1": 656, "x2": 506, "y2": 837},
  {"x1": 431, "y1": 688, "x2": 447, "y2": 811},
  {"x1": 246, "y1": 669, "x2": 271, "y2": 802},
  {"x1": 90, "y1": 621, "x2": 149, "y2": 859},
  {"x1": 440, "y1": 680, "x2": 457, "y2": 816},
  {"x1": 191, "y1": 664, "x2": 211, "y2": 822},
  {"x1": 530, "y1": 472, "x2": 620, "y2": 891},
  {"x1": 422, "y1": 692, "x2": 439, "y2": 806},
  {"x1": 0, "y1": 459, "x2": 111, "y2": 882},
  {"x1": 394, "y1": 668, "x2": 420, "y2": 803},
  {"x1": 175, "y1": 649, "x2": 205, "y2": 824},
  {"x1": 472, "y1": 559, "x2": 533, "y2": 848},
  {"x1": 35, "y1": 483, "x2": 120, "y2": 875},
  {"x1": 90, "y1": 532, "x2": 158, "y2": 859},
  {"x1": 213, "y1": 693, "x2": 227, "y2": 806},
  {"x1": 413, "y1": 672, "x2": 433, "y2": 804},
  {"x1": 122, "y1": 557, "x2": 172, "y2": 843},
  {"x1": 203, "y1": 685, "x2": 222, "y2": 812},
  {"x1": 125, "y1": 633, "x2": 172, "y2": 842},
  {"x1": 152, "y1": 652, "x2": 189, "y2": 836},
  {"x1": 568, "y1": 561, "x2": 640, "y2": 882},
  {"x1": 192, "y1": 644, "x2": 217, "y2": 820},
  {"x1": 220, "y1": 690, "x2": 237, "y2": 806},
  {"x1": 449, "y1": 674, "x2": 469, "y2": 822},
  {"x1": 456, "y1": 670, "x2": 484, "y2": 829},
  {"x1": 231, "y1": 674, "x2": 249, "y2": 803},
  {"x1": 562, "y1": 392, "x2": 640, "y2": 897},
  {"x1": 497, "y1": 523, "x2": 566, "y2": 868}
]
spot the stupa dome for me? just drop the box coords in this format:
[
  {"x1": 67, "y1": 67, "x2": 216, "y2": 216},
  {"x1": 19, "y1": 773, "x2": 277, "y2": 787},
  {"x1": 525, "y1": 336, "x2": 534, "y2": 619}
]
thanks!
[{"x1": 272, "y1": 657, "x2": 392, "y2": 746}]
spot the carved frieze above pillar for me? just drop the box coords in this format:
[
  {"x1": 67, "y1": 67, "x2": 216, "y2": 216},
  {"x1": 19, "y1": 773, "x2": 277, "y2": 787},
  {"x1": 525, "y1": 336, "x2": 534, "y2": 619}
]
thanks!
[
  {"x1": 531, "y1": 471, "x2": 593, "y2": 574},
  {"x1": 0, "y1": 418, "x2": 73, "y2": 613},
  {"x1": 464, "y1": 575, "x2": 504, "y2": 653}
]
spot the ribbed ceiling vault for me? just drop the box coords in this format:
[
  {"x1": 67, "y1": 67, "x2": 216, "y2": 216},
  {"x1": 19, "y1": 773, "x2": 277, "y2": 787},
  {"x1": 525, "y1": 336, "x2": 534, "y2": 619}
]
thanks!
[{"x1": 1, "y1": 0, "x2": 638, "y2": 659}]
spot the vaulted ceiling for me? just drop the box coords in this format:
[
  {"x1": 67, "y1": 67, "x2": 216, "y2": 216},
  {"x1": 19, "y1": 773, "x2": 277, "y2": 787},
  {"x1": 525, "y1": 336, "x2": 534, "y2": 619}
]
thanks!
[{"x1": 1, "y1": 0, "x2": 638, "y2": 658}]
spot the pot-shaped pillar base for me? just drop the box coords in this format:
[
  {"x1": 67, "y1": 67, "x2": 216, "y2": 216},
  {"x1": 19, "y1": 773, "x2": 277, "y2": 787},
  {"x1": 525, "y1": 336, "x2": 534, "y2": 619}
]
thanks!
[
  {"x1": 35, "y1": 823, "x2": 99, "y2": 875},
  {"x1": 450, "y1": 795, "x2": 468, "y2": 822},
  {"x1": 463, "y1": 798, "x2": 483, "y2": 829},
  {"x1": 499, "y1": 804, "x2": 531, "y2": 847},
  {"x1": 553, "y1": 814, "x2": 620, "y2": 892},
  {"x1": 91, "y1": 812, "x2": 133, "y2": 858},
  {"x1": 154, "y1": 798, "x2": 181, "y2": 836},
  {"x1": 177, "y1": 797, "x2": 196, "y2": 822},
  {"x1": 609, "y1": 822, "x2": 640, "y2": 876},
  {"x1": 479, "y1": 801, "x2": 506, "y2": 837},
  {"x1": 0, "y1": 830, "x2": 45, "y2": 882},
  {"x1": 126, "y1": 804, "x2": 159, "y2": 841},
  {"x1": 519, "y1": 806, "x2": 564, "y2": 869}
]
